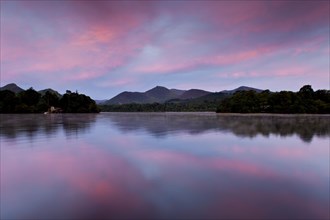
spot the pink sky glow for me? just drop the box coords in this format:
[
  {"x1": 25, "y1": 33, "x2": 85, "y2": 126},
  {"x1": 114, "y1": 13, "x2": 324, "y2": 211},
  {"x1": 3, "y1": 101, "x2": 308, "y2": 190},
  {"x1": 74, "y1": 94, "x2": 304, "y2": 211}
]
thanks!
[{"x1": 1, "y1": 1, "x2": 329, "y2": 99}]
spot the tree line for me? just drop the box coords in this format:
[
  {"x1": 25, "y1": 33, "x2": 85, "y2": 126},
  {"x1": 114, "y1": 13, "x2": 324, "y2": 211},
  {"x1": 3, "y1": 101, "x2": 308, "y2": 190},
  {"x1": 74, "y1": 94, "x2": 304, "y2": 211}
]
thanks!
[
  {"x1": 100, "y1": 85, "x2": 330, "y2": 114},
  {"x1": 0, "y1": 88, "x2": 99, "y2": 113},
  {"x1": 99, "y1": 101, "x2": 220, "y2": 112},
  {"x1": 216, "y1": 85, "x2": 330, "y2": 113}
]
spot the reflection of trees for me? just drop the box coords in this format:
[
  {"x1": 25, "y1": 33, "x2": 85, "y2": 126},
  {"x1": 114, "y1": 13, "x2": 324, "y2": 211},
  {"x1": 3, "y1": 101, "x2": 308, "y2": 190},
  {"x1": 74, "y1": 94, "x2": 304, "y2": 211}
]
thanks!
[
  {"x1": 105, "y1": 113, "x2": 330, "y2": 143},
  {"x1": 216, "y1": 115, "x2": 329, "y2": 143},
  {"x1": 1, "y1": 113, "x2": 328, "y2": 143},
  {"x1": 105, "y1": 113, "x2": 218, "y2": 136},
  {"x1": 0, "y1": 114, "x2": 97, "y2": 140},
  {"x1": 61, "y1": 114, "x2": 97, "y2": 138}
]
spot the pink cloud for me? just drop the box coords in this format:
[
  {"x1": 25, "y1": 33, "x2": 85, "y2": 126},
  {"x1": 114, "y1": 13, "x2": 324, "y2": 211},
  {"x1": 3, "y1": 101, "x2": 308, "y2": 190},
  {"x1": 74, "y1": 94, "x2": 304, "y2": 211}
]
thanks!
[
  {"x1": 219, "y1": 66, "x2": 307, "y2": 79},
  {"x1": 1, "y1": 0, "x2": 328, "y2": 97},
  {"x1": 97, "y1": 78, "x2": 136, "y2": 87},
  {"x1": 134, "y1": 48, "x2": 269, "y2": 75},
  {"x1": 1, "y1": 1, "x2": 157, "y2": 85},
  {"x1": 64, "y1": 71, "x2": 105, "y2": 81},
  {"x1": 2, "y1": 22, "x2": 151, "y2": 83},
  {"x1": 72, "y1": 27, "x2": 116, "y2": 47}
]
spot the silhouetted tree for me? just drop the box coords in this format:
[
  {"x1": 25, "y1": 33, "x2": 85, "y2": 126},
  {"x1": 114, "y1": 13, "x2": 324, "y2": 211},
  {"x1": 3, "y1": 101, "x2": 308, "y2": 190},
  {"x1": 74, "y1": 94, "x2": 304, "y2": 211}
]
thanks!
[
  {"x1": 0, "y1": 90, "x2": 17, "y2": 113},
  {"x1": 59, "y1": 92, "x2": 99, "y2": 113},
  {"x1": 0, "y1": 88, "x2": 99, "y2": 113},
  {"x1": 18, "y1": 88, "x2": 41, "y2": 107}
]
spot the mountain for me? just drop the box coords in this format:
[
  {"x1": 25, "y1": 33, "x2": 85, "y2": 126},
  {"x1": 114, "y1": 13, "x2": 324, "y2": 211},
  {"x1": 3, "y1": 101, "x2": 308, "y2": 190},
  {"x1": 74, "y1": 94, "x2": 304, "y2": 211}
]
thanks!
[
  {"x1": 179, "y1": 89, "x2": 211, "y2": 100},
  {"x1": 170, "y1": 89, "x2": 186, "y2": 96},
  {"x1": 166, "y1": 91, "x2": 229, "y2": 105},
  {"x1": 0, "y1": 83, "x2": 24, "y2": 93},
  {"x1": 221, "y1": 86, "x2": 263, "y2": 94},
  {"x1": 145, "y1": 86, "x2": 181, "y2": 102},
  {"x1": 186, "y1": 92, "x2": 229, "y2": 103},
  {"x1": 106, "y1": 91, "x2": 151, "y2": 104},
  {"x1": 38, "y1": 88, "x2": 62, "y2": 98},
  {"x1": 105, "y1": 86, "x2": 264, "y2": 105},
  {"x1": 106, "y1": 86, "x2": 186, "y2": 105},
  {"x1": 0, "y1": 84, "x2": 64, "y2": 98}
]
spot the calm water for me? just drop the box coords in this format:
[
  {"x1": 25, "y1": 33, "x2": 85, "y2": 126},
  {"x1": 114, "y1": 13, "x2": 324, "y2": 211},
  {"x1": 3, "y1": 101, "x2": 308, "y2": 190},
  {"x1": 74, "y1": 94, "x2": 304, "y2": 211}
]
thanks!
[{"x1": 1, "y1": 113, "x2": 329, "y2": 219}]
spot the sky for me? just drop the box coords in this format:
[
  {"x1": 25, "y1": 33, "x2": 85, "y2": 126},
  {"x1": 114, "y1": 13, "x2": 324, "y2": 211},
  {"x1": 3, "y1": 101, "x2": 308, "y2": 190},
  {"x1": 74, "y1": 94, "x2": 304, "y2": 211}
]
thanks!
[{"x1": 1, "y1": 1, "x2": 329, "y2": 99}]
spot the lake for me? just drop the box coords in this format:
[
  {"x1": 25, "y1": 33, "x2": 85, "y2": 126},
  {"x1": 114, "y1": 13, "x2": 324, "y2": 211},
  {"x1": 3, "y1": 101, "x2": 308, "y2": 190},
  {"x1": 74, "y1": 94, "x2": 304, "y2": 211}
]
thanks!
[{"x1": 1, "y1": 113, "x2": 329, "y2": 219}]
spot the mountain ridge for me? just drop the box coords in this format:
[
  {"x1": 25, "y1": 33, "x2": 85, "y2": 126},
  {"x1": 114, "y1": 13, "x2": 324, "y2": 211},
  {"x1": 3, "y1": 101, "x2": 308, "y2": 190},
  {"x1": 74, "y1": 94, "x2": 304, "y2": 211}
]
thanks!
[
  {"x1": 0, "y1": 83, "x2": 63, "y2": 97},
  {"x1": 1, "y1": 83, "x2": 264, "y2": 104},
  {"x1": 105, "y1": 85, "x2": 263, "y2": 105},
  {"x1": 221, "y1": 86, "x2": 263, "y2": 94},
  {"x1": 179, "y1": 89, "x2": 212, "y2": 100}
]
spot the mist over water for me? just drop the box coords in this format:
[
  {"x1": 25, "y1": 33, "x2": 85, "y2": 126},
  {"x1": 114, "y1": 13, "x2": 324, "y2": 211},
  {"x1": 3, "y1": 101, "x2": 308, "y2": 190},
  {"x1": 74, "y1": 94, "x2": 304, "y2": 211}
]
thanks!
[{"x1": 1, "y1": 113, "x2": 329, "y2": 219}]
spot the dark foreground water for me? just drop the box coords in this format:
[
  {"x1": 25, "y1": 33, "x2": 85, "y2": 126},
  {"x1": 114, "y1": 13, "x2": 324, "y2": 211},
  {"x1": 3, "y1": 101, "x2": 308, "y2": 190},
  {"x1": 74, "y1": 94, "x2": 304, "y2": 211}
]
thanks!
[{"x1": 1, "y1": 113, "x2": 329, "y2": 219}]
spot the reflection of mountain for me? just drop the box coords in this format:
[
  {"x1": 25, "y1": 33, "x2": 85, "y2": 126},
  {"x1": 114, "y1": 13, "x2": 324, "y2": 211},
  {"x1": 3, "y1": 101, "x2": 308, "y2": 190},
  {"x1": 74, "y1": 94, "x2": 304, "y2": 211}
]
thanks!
[
  {"x1": 1, "y1": 113, "x2": 329, "y2": 143},
  {"x1": 0, "y1": 114, "x2": 97, "y2": 140},
  {"x1": 105, "y1": 113, "x2": 330, "y2": 143}
]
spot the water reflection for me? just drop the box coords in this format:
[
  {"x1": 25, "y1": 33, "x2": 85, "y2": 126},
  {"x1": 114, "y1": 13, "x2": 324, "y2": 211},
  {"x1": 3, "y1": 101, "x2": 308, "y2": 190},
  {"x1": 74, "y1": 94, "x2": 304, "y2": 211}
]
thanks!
[
  {"x1": 1, "y1": 113, "x2": 329, "y2": 219},
  {"x1": 1, "y1": 113, "x2": 328, "y2": 143},
  {"x1": 105, "y1": 113, "x2": 330, "y2": 142},
  {"x1": 2, "y1": 142, "x2": 328, "y2": 219},
  {"x1": 0, "y1": 114, "x2": 97, "y2": 141}
]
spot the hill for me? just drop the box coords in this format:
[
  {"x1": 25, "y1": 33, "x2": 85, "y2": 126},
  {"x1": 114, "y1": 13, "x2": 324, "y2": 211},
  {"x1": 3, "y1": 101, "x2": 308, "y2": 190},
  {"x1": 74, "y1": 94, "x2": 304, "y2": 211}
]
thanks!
[
  {"x1": 106, "y1": 86, "x2": 179, "y2": 104},
  {"x1": 170, "y1": 89, "x2": 186, "y2": 96},
  {"x1": 106, "y1": 91, "x2": 151, "y2": 104},
  {"x1": 105, "y1": 86, "x2": 213, "y2": 105},
  {"x1": 178, "y1": 89, "x2": 211, "y2": 100},
  {"x1": 145, "y1": 86, "x2": 179, "y2": 102},
  {"x1": 0, "y1": 83, "x2": 24, "y2": 93},
  {"x1": 0, "y1": 84, "x2": 63, "y2": 98},
  {"x1": 221, "y1": 86, "x2": 263, "y2": 94}
]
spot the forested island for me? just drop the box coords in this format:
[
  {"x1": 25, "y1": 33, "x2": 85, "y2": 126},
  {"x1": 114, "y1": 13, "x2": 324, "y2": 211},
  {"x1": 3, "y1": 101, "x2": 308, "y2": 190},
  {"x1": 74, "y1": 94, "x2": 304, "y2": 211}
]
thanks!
[
  {"x1": 216, "y1": 85, "x2": 329, "y2": 114},
  {"x1": 100, "y1": 85, "x2": 330, "y2": 114},
  {"x1": 0, "y1": 88, "x2": 99, "y2": 113}
]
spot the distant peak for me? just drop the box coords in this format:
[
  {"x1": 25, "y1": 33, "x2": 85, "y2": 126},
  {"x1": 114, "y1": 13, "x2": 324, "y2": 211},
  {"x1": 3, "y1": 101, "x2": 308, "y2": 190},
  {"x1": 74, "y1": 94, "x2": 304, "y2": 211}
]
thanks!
[
  {"x1": 147, "y1": 86, "x2": 169, "y2": 92},
  {"x1": 154, "y1": 85, "x2": 168, "y2": 89},
  {"x1": 187, "y1": 89, "x2": 208, "y2": 92},
  {"x1": 39, "y1": 88, "x2": 53, "y2": 91},
  {"x1": 0, "y1": 83, "x2": 24, "y2": 93},
  {"x1": 236, "y1": 86, "x2": 251, "y2": 89},
  {"x1": 4, "y1": 83, "x2": 18, "y2": 87},
  {"x1": 221, "y1": 86, "x2": 263, "y2": 93}
]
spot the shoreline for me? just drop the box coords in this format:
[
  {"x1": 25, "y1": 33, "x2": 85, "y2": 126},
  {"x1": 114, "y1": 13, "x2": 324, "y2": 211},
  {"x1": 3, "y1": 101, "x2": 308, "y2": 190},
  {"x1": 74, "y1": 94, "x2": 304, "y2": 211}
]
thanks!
[
  {"x1": 99, "y1": 112, "x2": 330, "y2": 116},
  {"x1": 1, "y1": 112, "x2": 329, "y2": 117}
]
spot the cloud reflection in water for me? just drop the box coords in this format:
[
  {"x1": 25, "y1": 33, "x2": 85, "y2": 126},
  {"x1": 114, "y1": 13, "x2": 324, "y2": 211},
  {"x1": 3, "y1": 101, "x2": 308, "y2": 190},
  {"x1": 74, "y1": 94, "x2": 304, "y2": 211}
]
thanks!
[{"x1": 1, "y1": 113, "x2": 329, "y2": 219}]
